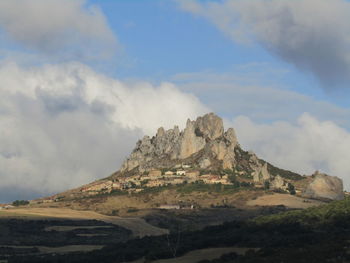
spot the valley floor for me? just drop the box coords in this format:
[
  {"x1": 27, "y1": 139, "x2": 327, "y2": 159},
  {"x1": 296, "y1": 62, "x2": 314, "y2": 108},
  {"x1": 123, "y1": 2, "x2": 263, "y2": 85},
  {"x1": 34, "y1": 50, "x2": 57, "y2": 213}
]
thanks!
[
  {"x1": 0, "y1": 191, "x2": 339, "y2": 263},
  {"x1": 0, "y1": 207, "x2": 168, "y2": 237}
]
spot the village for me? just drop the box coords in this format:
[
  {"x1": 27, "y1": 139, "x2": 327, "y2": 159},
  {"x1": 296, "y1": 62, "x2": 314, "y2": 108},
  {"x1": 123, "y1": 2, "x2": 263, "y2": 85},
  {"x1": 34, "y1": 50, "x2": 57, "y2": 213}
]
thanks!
[
  {"x1": 79, "y1": 164, "x2": 234, "y2": 196},
  {"x1": 21, "y1": 162, "x2": 305, "y2": 207}
]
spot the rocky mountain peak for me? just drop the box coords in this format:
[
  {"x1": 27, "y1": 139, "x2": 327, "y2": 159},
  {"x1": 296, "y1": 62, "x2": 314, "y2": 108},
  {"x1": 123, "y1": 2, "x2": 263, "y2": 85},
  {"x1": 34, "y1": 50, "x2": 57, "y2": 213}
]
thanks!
[
  {"x1": 193, "y1": 112, "x2": 224, "y2": 140},
  {"x1": 121, "y1": 113, "x2": 238, "y2": 172},
  {"x1": 118, "y1": 113, "x2": 344, "y2": 202}
]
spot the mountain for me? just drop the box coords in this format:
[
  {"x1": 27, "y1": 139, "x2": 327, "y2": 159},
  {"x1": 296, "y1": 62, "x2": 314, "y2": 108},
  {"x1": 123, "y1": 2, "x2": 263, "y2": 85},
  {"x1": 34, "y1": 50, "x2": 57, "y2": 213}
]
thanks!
[
  {"x1": 34, "y1": 113, "x2": 344, "y2": 212},
  {"x1": 7, "y1": 113, "x2": 347, "y2": 262},
  {"x1": 119, "y1": 113, "x2": 301, "y2": 181}
]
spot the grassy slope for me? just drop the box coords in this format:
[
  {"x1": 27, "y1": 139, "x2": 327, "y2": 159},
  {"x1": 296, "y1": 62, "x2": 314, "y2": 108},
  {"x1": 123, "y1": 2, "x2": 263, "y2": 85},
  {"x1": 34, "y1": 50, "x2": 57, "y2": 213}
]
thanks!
[{"x1": 254, "y1": 196, "x2": 350, "y2": 226}]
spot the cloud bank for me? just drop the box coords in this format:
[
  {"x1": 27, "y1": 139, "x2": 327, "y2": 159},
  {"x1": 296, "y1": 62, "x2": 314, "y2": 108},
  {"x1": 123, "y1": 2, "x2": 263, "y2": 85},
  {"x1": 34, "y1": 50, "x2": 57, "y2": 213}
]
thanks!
[
  {"x1": 0, "y1": 62, "x2": 207, "y2": 200},
  {"x1": 178, "y1": 0, "x2": 350, "y2": 88},
  {"x1": 0, "y1": 0, "x2": 117, "y2": 59}
]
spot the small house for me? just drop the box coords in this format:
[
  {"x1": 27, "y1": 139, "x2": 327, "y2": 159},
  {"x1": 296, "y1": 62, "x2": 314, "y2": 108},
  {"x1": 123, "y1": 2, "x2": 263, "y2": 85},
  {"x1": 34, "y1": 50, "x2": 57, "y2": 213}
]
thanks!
[{"x1": 176, "y1": 170, "x2": 186, "y2": 176}]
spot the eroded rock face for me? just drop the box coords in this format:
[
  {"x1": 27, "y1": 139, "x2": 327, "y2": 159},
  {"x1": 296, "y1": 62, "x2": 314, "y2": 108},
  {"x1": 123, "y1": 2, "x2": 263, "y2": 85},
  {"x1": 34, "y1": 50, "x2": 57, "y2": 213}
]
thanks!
[
  {"x1": 270, "y1": 175, "x2": 286, "y2": 190},
  {"x1": 302, "y1": 172, "x2": 344, "y2": 201},
  {"x1": 253, "y1": 163, "x2": 271, "y2": 183},
  {"x1": 179, "y1": 119, "x2": 206, "y2": 159},
  {"x1": 121, "y1": 113, "x2": 238, "y2": 172},
  {"x1": 195, "y1": 113, "x2": 224, "y2": 140}
]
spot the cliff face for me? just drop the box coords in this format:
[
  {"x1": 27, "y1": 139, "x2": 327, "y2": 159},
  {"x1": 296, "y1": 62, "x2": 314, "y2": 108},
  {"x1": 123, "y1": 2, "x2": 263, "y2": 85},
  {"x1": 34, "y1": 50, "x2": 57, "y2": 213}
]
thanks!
[{"x1": 121, "y1": 113, "x2": 238, "y2": 172}]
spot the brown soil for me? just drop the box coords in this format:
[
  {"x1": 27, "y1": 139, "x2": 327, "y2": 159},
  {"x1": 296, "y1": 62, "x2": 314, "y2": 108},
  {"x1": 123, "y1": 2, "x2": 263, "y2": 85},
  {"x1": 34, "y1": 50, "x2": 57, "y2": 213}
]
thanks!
[{"x1": 246, "y1": 193, "x2": 324, "y2": 208}]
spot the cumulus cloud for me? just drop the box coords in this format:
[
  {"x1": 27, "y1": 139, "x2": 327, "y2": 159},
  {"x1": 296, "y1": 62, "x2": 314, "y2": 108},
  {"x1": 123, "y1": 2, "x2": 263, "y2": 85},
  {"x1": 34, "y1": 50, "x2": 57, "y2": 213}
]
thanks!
[
  {"x1": 0, "y1": 0, "x2": 117, "y2": 59},
  {"x1": 176, "y1": 76, "x2": 350, "y2": 129},
  {"x1": 230, "y1": 113, "x2": 350, "y2": 189},
  {"x1": 0, "y1": 62, "x2": 208, "y2": 201},
  {"x1": 178, "y1": 0, "x2": 350, "y2": 88}
]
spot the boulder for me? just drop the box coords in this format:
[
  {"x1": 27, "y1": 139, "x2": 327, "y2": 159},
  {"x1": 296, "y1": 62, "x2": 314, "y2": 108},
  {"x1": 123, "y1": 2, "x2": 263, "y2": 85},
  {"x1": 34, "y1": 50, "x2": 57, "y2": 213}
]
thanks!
[{"x1": 302, "y1": 171, "x2": 344, "y2": 201}]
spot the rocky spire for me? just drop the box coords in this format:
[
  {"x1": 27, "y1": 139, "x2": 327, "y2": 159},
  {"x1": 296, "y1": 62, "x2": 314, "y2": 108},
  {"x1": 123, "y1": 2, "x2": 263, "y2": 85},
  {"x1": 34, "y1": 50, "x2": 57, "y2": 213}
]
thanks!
[{"x1": 121, "y1": 113, "x2": 238, "y2": 172}]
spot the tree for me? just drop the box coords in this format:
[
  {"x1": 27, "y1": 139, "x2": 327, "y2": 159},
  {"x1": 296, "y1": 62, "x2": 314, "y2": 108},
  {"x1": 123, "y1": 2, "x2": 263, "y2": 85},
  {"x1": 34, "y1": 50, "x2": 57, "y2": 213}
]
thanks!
[
  {"x1": 12, "y1": 200, "x2": 29, "y2": 206},
  {"x1": 264, "y1": 181, "x2": 270, "y2": 190},
  {"x1": 288, "y1": 183, "x2": 296, "y2": 195}
]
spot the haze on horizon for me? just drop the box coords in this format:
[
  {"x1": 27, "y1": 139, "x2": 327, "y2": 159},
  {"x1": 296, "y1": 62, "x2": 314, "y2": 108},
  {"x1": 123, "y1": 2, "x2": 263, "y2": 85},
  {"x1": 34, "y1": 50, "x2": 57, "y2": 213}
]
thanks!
[{"x1": 1, "y1": 0, "x2": 350, "y2": 202}]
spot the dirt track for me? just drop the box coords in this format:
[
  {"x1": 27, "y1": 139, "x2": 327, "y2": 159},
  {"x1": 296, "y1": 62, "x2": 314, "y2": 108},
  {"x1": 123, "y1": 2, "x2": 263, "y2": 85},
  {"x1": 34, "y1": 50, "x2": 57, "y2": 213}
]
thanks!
[{"x1": 0, "y1": 207, "x2": 168, "y2": 237}]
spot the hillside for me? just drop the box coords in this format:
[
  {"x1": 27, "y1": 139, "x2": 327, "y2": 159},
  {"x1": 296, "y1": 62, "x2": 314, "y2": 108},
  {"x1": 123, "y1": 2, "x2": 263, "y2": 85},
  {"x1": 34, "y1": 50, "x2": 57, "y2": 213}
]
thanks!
[
  {"x1": 2, "y1": 113, "x2": 348, "y2": 262},
  {"x1": 10, "y1": 197, "x2": 350, "y2": 263},
  {"x1": 30, "y1": 113, "x2": 344, "y2": 214}
]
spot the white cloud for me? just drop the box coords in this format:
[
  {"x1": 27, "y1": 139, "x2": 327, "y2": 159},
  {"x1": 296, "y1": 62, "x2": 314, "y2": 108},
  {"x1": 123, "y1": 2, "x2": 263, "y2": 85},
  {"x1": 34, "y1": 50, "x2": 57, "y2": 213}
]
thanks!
[
  {"x1": 230, "y1": 113, "x2": 350, "y2": 190},
  {"x1": 0, "y1": 0, "x2": 117, "y2": 59},
  {"x1": 176, "y1": 77, "x2": 350, "y2": 129},
  {"x1": 0, "y1": 62, "x2": 208, "y2": 200},
  {"x1": 178, "y1": 0, "x2": 350, "y2": 88}
]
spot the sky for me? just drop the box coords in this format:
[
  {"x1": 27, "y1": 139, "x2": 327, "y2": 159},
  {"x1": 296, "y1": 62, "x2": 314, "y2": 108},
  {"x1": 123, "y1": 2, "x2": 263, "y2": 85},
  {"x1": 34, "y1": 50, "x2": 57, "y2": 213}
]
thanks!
[{"x1": 1, "y1": 0, "x2": 350, "y2": 202}]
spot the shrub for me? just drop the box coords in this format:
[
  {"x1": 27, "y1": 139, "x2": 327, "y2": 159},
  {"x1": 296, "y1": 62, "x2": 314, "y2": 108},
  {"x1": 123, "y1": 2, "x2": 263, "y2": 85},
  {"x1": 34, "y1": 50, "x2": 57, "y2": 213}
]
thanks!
[
  {"x1": 264, "y1": 181, "x2": 270, "y2": 190},
  {"x1": 288, "y1": 183, "x2": 296, "y2": 195},
  {"x1": 12, "y1": 200, "x2": 29, "y2": 206},
  {"x1": 127, "y1": 208, "x2": 139, "y2": 213}
]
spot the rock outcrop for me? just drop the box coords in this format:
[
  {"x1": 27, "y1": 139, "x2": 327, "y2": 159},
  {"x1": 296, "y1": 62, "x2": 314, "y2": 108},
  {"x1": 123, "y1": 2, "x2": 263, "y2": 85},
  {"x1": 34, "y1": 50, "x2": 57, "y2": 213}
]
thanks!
[
  {"x1": 270, "y1": 175, "x2": 287, "y2": 190},
  {"x1": 302, "y1": 171, "x2": 344, "y2": 201},
  {"x1": 120, "y1": 113, "x2": 345, "y2": 199},
  {"x1": 121, "y1": 113, "x2": 238, "y2": 172},
  {"x1": 253, "y1": 163, "x2": 271, "y2": 183}
]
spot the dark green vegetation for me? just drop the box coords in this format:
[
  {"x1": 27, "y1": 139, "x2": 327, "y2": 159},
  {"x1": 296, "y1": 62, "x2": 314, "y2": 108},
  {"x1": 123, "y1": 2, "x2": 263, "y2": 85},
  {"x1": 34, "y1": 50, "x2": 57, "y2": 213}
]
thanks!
[
  {"x1": 130, "y1": 181, "x2": 253, "y2": 196},
  {"x1": 254, "y1": 196, "x2": 350, "y2": 226},
  {"x1": 266, "y1": 163, "x2": 304, "y2": 180},
  {"x1": 234, "y1": 147, "x2": 303, "y2": 181},
  {"x1": 6, "y1": 198, "x2": 350, "y2": 263},
  {"x1": 0, "y1": 218, "x2": 131, "y2": 261},
  {"x1": 143, "y1": 206, "x2": 287, "y2": 234},
  {"x1": 12, "y1": 200, "x2": 29, "y2": 206}
]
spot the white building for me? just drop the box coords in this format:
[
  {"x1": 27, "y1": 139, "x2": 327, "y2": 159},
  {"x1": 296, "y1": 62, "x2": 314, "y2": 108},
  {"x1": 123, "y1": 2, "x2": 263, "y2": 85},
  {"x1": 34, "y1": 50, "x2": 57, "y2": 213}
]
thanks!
[{"x1": 176, "y1": 170, "x2": 186, "y2": 176}]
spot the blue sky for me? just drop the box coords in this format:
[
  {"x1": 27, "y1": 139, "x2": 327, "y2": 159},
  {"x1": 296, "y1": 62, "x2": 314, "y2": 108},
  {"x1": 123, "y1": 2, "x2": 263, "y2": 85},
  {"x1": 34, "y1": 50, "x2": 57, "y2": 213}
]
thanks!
[
  {"x1": 88, "y1": 1, "x2": 327, "y2": 99},
  {"x1": 84, "y1": 0, "x2": 350, "y2": 116},
  {"x1": 1, "y1": 0, "x2": 350, "y2": 201}
]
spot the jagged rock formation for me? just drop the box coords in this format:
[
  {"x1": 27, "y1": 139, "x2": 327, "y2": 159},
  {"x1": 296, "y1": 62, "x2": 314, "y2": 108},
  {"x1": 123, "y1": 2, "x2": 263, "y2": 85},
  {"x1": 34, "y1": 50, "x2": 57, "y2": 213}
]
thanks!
[
  {"x1": 121, "y1": 113, "x2": 238, "y2": 172},
  {"x1": 118, "y1": 112, "x2": 344, "y2": 198},
  {"x1": 270, "y1": 175, "x2": 288, "y2": 190},
  {"x1": 302, "y1": 171, "x2": 344, "y2": 201},
  {"x1": 46, "y1": 113, "x2": 345, "y2": 207},
  {"x1": 252, "y1": 163, "x2": 271, "y2": 183}
]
